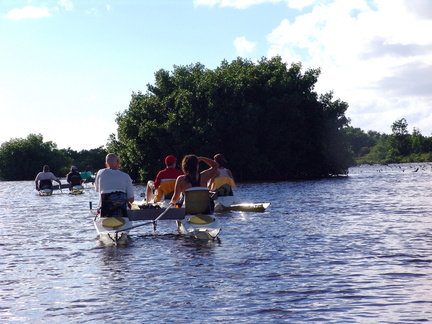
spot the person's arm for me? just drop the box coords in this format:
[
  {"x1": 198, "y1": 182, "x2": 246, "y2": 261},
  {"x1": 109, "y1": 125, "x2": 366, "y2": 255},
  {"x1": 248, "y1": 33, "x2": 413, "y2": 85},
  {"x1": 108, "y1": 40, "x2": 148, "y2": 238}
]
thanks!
[
  {"x1": 198, "y1": 156, "x2": 219, "y2": 185},
  {"x1": 170, "y1": 176, "x2": 184, "y2": 205},
  {"x1": 56, "y1": 179, "x2": 61, "y2": 185}
]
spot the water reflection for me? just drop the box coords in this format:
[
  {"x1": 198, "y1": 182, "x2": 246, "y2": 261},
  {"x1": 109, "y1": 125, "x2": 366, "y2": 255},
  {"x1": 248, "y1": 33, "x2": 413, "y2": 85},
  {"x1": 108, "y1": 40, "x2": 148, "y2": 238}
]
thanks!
[{"x1": 1, "y1": 164, "x2": 432, "y2": 322}]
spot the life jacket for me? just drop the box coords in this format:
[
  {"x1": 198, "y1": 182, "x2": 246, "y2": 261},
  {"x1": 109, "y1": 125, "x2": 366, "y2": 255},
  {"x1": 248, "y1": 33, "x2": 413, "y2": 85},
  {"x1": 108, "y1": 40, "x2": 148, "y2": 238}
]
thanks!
[
  {"x1": 154, "y1": 179, "x2": 176, "y2": 202},
  {"x1": 209, "y1": 177, "x2": 235, "y2": 196}
]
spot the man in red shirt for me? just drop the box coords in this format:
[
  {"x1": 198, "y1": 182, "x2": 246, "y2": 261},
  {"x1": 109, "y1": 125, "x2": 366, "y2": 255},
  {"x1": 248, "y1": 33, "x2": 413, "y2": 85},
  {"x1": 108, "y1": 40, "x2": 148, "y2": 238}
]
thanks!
[{"x1": 146, "y1": 155, "x2": 183, "y2": 202}]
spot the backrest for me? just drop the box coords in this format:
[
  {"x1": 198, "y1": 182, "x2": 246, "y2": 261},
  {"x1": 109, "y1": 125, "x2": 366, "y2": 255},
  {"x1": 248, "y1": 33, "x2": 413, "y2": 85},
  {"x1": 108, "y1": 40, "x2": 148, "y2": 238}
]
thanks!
[
  {"x1": 39, "y1": 179, "x2": 52, "y2": 189},
  {"x1": 101, "y1": 191, "x2": 128, "y2": 217},
  {"x1": 184, "y1": 187, "x2": 211, "y2": 215},
  {"x1": 209, "y1": 176, "x2": 236, "y2": 191},
  {"x1": 155, "y1": 179, "x2": 176, "y2": 202},
  {"x1": 70, "y1": 174, "x2": 82, "y2": 186}
]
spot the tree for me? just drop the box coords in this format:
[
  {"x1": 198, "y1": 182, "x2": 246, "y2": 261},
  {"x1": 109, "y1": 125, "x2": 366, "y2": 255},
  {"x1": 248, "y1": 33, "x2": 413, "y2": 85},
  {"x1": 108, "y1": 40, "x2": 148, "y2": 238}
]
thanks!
[
  {"x1": 108, "y1": 56, "x2": 353, "y2": 182},
  {"x1": 0, "y1": 134, "x2": 71, "y2": 180}
]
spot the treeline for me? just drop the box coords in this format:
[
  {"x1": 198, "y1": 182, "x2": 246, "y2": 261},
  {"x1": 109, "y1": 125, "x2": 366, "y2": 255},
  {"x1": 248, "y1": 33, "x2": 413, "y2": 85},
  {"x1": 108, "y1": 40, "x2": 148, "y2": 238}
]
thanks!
[
  {"x1": 107, "y1": 56, "x2": 354, "y2": 182},
  {"x1": 0, "y1": 134, "x2": 106, "y2": 181},
  {"x1": 345, "y1": 118, "x2": 432, "y2": 164},
  {"x1": 6, "y1": 57, "x2": 423, "y2": 183}
]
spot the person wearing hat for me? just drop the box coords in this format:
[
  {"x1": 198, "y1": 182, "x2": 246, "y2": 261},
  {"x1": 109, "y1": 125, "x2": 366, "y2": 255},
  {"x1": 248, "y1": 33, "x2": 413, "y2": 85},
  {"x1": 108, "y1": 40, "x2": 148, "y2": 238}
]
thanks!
[
  {"x1": 66, "y1": 165, "x2": 83, "y2": 190},
  {"x1": 35, "y1": 165, "x2": 62, "y2": 190},
  {"x1": 145, "y1": 155, "x2": 183, "y2": 202},
  {"x1": 209, "y1": 153, "x2": 236, "y2": 196}
]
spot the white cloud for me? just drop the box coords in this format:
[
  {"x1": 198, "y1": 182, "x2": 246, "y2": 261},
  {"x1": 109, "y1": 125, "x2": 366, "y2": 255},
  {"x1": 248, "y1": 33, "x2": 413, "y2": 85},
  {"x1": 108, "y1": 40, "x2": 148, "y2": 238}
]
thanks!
[
  {"x1": 234, "y1": 36, "x2": 256, "y2": 57},
  {"x1": 193, "y1": 0, "x2": 314, "y2": 10},
  {"x1": 266, "y1": 0, "x2": 432, "y2": 134},
  {"x1": 4, "y1": 6, "x2": 51, "y2": 19},
  {"x1": 58, "y1": 0, "x2": 73, "y2": 11}
]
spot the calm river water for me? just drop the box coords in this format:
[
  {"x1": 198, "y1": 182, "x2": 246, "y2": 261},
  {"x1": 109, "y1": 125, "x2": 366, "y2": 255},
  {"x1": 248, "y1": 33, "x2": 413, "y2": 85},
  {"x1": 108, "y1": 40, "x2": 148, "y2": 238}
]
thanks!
[{"x1": 1, "y1": 163, "x2": 432, "y2": 323}]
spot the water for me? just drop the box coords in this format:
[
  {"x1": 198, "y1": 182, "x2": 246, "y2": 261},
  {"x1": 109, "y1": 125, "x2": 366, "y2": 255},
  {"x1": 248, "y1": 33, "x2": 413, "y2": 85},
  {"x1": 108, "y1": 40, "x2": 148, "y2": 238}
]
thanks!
[{"x1": 1, "y1": 163, "x2": 432, "y2": 323}]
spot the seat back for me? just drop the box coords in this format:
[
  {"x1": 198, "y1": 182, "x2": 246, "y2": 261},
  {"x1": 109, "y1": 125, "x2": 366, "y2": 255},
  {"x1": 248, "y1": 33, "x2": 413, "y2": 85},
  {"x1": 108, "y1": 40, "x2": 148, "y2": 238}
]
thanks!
[
  {"x1": 184, "y1": 187, "x2": 212, "y2": 215},
  {"x1": 154, "y1": 179, "x2": 176, "y2": 202},
  {"x1": 70, "y1": 174, "x2": 82, "y2": 186},
  {"x1": 209, "y1": 176, "x2": 236, "y2": 191},
  {"x1": 39, "y1": 179, "x2": 52, "y2": 190},
  {"x1": 101, "y1": 191, "x2": 128, "y2": 217}
]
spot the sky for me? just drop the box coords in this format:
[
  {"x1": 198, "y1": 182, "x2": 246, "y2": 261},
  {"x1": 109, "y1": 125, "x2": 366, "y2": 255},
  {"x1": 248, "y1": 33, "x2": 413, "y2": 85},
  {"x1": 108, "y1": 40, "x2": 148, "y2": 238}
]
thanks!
[{"x1": 1, "y1": 0, "x2": 432, "y2": 151}]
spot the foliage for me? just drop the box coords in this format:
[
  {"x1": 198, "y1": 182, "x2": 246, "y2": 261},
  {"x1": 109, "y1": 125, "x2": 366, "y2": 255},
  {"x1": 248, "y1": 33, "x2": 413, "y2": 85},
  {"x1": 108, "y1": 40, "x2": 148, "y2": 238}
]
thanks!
[
  {"x1": 0, "y1": 135, "x2": 107, "y2": 181},
  {"x1": 108, "y1": 56, "x2": 354, "y2": 182},
  {"x1": 0, "y1": 134, "x2": 71, "y2": 181},
  {"x1": 350, "y1": 119, "x2": 432, "y2": 165},
  {"x1": 60, "y1": 147, "x2": 107, "y2": 176}
]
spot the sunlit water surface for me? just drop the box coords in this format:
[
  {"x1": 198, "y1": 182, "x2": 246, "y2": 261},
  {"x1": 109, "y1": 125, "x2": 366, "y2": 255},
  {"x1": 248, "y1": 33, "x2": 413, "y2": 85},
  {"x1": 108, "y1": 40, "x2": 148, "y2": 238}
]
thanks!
[{"x1": 1, "y1": 163, "x2": 432, "y2": 323}]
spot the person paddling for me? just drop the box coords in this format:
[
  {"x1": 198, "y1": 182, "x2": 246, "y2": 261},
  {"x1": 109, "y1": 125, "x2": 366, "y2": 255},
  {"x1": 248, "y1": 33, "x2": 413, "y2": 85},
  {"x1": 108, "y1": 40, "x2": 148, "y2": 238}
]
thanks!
[
  {"x1": 94, "y1": 153, "x2": 134, "y2": 217},
  {"x1": 35, "y1": 165, "x2": 62, "y2": 191}
]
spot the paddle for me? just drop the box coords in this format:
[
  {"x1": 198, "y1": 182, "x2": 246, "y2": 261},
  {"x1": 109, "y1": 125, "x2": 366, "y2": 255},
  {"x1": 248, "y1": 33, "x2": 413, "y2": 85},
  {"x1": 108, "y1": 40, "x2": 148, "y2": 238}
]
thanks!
[{"x1": 114, "y1": 205, "x2": 173, "y2": 233}]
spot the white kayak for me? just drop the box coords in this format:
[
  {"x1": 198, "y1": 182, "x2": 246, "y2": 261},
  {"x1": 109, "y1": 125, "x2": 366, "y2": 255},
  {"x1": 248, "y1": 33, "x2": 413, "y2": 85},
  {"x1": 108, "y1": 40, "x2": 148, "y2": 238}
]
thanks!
[
  {"x1": 214, "y1": 196, "x2": 270, "y2": 212},
  {"x1": 177, "y1": 187, "x2": 221, "y2": 240},
  {"x1": 93, "y1": 215, "x2": 132, "y2": 245},
  {"x1": 39, "y1": 188, "x2": 53, "y2": 196},
  {"x1": 71, "y1": 185, "x2": 84, "y2": 195},
  {"x1": 177, "y1": 214, "x2": 221, "y2": 240}
]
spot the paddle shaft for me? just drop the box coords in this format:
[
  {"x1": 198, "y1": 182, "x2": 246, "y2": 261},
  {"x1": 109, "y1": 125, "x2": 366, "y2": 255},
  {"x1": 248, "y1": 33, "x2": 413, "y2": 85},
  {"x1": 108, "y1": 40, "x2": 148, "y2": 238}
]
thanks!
[{"x1": 114, "y1": 206, "x2": 173, "y2": 233}]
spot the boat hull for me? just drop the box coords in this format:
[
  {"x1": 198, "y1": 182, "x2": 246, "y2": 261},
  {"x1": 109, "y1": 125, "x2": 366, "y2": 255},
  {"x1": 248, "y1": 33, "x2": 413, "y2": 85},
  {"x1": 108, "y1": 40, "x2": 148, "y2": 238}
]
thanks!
[
  {"x1": 93, "y1": 216, "x2": 132, "y2": 245},
  {"x1": 177, "y1": 214, "x2": 221, "y2": 240},
  {"x1": 71, "y1": 185, "x2": 84, "y2": 195},
  {"x1": 39, "y1": 189, "x2": 53, "y2": 196},
  {"x1": 215, "y1": 196, "x2": 270, "y2": 212}
]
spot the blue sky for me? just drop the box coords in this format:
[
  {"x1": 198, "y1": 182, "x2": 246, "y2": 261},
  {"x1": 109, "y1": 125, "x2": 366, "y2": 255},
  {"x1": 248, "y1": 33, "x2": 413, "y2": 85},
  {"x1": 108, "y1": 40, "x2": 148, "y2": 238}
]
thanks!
[{"x1": 1, "y1": 0, "x2": 432, "y2": 151}]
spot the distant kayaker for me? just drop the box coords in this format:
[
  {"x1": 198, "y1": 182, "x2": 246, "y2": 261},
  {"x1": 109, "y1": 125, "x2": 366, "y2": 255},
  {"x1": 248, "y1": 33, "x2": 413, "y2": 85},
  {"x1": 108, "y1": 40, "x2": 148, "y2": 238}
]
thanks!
[
  {"x1": 35, "y1": 165, "x2": 62, "y2": 190},
  {"x1": 145, "y1": 155, "x2": 183, "y2": 202},
  {"x1": 66, "y1": 166, "x2": 83, "y2": 190},
  {"x1": 209, "y1": 153, "x2": 236, "y2": 196},
  {"x1": 169, "y1": 155, "x2": 219, "y2": 206},
  {"x1": 95, "y1": 153, "x2": 134, "y2": 216}
]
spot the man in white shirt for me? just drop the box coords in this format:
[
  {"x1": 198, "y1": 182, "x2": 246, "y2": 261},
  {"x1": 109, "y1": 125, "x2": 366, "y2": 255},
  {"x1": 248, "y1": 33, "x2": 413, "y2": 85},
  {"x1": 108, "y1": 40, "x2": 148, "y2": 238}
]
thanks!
[{"x1": 95, "y1": 153, "x2": 134, "y2": 216}]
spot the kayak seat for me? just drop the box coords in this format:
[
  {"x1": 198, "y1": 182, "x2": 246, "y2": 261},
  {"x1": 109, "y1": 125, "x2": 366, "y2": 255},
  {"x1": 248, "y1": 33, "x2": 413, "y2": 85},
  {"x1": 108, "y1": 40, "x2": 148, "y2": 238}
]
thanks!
[
  {"x1": 187, "y1": 215, "x2": 214, "y2": 225},
  {"x1": 102, "y1": 217, "x2": 126, "y2": 229},
  {"x1": 209, "y1": 177, "x2": 236, "y2": 192},
  {"x1": 101, "y1": 191, "x2": 128, "y2": 218},
  {"x1": 39, "y1": 179, "x2": 52, "y2": 190},
  {"x1": 69, "y1": 174, "x2": 82, "y2": 187},
  {"x1": 154, "y1": 179, "x2": 176, "y2": 202},
  {"x1": 184, "y1": 187, "x2": 213, "y2": 215}
]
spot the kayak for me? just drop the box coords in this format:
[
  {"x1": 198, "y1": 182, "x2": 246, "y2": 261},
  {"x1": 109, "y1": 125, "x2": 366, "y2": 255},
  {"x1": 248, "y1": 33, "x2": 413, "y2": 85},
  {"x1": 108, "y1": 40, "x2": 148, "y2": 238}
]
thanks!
[
  {"x1": 39, "y1": 188, "x2": 53, "y2": 196},
  {"x1": 91, "y1": 202, "x2": 185, "y2": 244},
  {"x1": 214, "y1": 196, "x2": 270, "y2": 212},
  {"x1": 93, "y1": 214, "x2": 132, "y2": 245},
  {"x1": 71, "y1": 185, "x2": 84, "y2": 195},
  {"x1": 177, "y1": 214, "x2": 221, "y2": 240},
  {"x1": 177, "y1": 187, "x2": 221, "y2": 240}
]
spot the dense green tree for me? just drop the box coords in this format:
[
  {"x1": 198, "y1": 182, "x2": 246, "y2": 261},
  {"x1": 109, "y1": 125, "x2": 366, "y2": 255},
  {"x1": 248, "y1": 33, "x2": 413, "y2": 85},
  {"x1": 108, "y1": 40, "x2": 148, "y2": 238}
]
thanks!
[
  {"x1": 60, "y1": 147, "x2": 107, "y2": 176},
  {"x1": 0, "y1": 134, "x2": 71, "y2": 180},
  {"x1": 108, "y1": 56, "x2": 353, "y2": 182}
]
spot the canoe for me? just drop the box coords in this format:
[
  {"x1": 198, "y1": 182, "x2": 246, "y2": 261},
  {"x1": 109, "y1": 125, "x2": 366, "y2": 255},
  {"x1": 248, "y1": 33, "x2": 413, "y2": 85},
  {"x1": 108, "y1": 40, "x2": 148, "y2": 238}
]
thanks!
[
  {"x1": 214, "y1": 196, "x2": 270, "y2": 212},
  {"x1": 177, "y1": 187, "x2": 221, "y2": 240}
]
